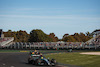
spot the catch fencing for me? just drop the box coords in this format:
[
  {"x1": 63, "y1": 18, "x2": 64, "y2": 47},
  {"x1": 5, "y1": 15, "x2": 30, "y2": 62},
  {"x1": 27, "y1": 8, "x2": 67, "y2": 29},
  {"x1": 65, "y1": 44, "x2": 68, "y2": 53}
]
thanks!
[{"x1": 1, "y1": 42, "x2": 100, "y2": 50}]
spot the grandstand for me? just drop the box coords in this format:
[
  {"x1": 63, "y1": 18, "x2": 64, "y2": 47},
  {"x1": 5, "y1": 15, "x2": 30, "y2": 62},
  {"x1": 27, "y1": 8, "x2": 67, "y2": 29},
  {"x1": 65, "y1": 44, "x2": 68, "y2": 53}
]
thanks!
[
  {"x1": 86, "y1": 30, "x2": 100, "y2": 46},
  {"x1": 0, "y1": 29, "x2": 14, "y2": 48},
  {"x1": 0, "y1": 29, "x2": 100, "y2": 50}
]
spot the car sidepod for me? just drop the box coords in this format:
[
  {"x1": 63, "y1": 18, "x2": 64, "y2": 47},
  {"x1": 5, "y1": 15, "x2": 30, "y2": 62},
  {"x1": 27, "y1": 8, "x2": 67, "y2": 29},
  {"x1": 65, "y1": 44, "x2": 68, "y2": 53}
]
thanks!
[{"x1": 41, "y1": 58, "x2": 51, "y2": 65}]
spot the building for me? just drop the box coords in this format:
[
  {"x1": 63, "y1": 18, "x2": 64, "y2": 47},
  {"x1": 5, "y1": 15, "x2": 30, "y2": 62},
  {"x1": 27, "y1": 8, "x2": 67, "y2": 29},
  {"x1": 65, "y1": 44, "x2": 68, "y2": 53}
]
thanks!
[{"x1": 0, "y1": 29, "x2": 4, "y2": 38}]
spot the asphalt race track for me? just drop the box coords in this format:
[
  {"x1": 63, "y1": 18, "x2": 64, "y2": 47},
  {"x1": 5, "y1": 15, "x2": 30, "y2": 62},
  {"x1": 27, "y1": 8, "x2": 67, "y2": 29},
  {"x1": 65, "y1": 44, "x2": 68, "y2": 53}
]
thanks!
[
  {"x1": 0, "y1": 50, "x2": 82, "y2": 67},
  {"x1": 0, "y1": 52, "x2": 64, "y2": 67}
]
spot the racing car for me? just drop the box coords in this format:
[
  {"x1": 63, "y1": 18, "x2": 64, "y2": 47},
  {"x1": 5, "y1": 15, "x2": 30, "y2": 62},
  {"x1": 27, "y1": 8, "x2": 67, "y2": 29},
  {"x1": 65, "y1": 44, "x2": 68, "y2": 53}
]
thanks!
[
  {"x1": 68, "y1": 49, "x2": 73, "y2": 52},
  {"x1": 28, "y1": 50, "x2": 57, "y2": 66}
]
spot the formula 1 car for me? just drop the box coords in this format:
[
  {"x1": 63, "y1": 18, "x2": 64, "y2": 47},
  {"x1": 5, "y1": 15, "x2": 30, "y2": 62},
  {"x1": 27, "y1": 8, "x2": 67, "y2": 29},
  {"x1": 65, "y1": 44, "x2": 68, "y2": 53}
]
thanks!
[
  {"x1": 68, "y1": 49, "x2": 73, "y2": 52},
  {"x1": 28, "y1": 51, "x2": 56, "y2": 66}
]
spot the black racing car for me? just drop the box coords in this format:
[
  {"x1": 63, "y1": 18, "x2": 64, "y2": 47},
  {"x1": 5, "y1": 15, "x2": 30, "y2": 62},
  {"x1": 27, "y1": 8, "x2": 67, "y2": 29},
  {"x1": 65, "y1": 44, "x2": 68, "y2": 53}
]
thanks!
[
  {"x1": 68, "y1": 49, "x2": 73, "y2": 52},
  {"x1": 28, "y1": 54, "x2": 57, "y2": 66}
]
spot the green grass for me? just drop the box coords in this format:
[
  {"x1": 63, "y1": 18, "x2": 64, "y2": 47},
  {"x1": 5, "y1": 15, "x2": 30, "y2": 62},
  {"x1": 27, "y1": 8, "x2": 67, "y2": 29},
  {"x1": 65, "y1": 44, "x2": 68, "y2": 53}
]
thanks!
[
  {"x1": 45, "y1": 52, "x2": 100, "y2": 67},
  {"x1": 0, "y1": 50, "x2": 62, "y2": 53},
  {"x1": 0, "y1": 50, "x2": 30, "y2": 52}
]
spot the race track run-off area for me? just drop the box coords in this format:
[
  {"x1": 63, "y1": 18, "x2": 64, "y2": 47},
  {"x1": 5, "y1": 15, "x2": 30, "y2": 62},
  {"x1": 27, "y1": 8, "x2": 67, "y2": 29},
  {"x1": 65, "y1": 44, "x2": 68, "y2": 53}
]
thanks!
[
  {"x1": 1, "y1": 51, "x2": 100, "y2": 67},
  {"x1": 0, "y1": 52, "x2": 66, "y2": 67}
]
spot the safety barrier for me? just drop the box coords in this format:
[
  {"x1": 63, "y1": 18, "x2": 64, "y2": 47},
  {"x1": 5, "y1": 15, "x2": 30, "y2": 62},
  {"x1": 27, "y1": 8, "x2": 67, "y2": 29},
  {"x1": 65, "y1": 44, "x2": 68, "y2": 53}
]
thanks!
[{"x1": 1, "y1": 42, "x2": 100, "y2": 50}]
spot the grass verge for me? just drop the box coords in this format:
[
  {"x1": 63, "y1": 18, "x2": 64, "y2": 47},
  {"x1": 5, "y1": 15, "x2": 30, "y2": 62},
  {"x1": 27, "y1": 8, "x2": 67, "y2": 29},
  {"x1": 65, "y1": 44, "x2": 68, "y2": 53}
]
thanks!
[
  {"x1": 45, "y1": 52, "x2": 100, "y2": 67},
  {"x1": 0, "y1": 50, "x2": 30, "y2": 52},
  {"x1": 0, "y1": 50, "x2": 62, "y2": 53}
]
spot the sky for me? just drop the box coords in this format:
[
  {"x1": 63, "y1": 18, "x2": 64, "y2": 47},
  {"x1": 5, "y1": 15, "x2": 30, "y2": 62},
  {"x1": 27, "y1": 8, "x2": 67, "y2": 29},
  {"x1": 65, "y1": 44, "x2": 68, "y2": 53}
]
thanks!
[{"x1": 0, "y1": 0, "x2": 100, "y2": 38}]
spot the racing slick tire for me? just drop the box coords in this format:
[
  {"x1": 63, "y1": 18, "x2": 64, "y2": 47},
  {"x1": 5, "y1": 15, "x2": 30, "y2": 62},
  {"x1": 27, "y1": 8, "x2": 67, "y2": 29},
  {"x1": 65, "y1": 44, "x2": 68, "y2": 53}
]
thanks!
[
  {"x1": 43, "y1": 60, "x2": 48, "y2": 66},
  {"x1": 35, "y1": 59, "x2": 41, "y2": 65},
  {"x1": 51, "y1": 59, "x2": 57, "y2": 66},
  {"x1": 28, "y1": 58, "x2": 32, "y2": 64}
]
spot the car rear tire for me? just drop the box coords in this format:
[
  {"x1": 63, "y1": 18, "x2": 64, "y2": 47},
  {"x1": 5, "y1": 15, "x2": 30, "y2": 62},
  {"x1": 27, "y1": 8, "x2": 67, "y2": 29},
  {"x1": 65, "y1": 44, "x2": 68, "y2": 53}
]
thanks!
[
  {"x1": 28, "y1": 58, "x2": 32, "y2": 64},
  {"x1": 35, "y1": 59, "x2": 41, "y2": 65},
  {"x1": 51, "y1": 59, "x2": 57, "y2": 66},
  {"x1": 43, "y1": 60, "x2": 48, "y2": 66}
]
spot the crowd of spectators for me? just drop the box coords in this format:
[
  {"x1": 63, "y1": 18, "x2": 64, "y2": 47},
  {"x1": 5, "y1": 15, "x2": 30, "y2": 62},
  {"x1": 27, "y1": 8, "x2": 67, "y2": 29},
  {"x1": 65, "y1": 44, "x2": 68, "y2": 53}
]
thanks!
[
  {"x1": 1, "y1": 35, "x2": 100, "y2": 49},
  {"x1": 29, "y1": 42, "x2": 83, "y2": 48},
  {"x1": 0, "y1": 37, "x2": 12, "y2": 42},
  {"x1": 88, "y1": 35, "x2": 100, "y2": 46}
]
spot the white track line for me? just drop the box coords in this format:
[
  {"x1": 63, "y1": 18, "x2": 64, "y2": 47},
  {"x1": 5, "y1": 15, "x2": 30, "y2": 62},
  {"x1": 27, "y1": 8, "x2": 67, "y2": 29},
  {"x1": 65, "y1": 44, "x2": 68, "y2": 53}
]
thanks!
[
  {"x1": 11, "y1": 66, "x2": 15, "y2": 67},
  {"x1": 3, "y1": 63, "x2": 6, "y2": 65}
]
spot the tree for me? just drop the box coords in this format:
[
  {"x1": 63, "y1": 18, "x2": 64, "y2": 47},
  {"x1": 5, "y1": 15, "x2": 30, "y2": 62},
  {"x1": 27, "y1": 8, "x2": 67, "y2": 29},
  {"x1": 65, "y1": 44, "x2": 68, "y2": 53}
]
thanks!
[
  {"x1": 63, "y1": 35, "x2": 76, "y2": 42},
  {"x1": 86, "y1": 32, "x2": 90, "y2": 36},
  {"x1": 8, "y1": 30, "x2": 12, "y2": 32},
  {"x1": 73, "y1": 33, "x2": 81, "y2": 42},
  {"x1": 63, "y1": 33, "x2": 69, "y2": 38},
  {"x1": 16, "y1": 30, "x2": 29, "y2": 42},
  {"x1": 49, "y1": 33, "x2": 58, "y2": 42},
  {"x1": 29, "y1": 29, "x2": 53, "y2": 42},
  {"x1": 86, "y1": 31, "x2": 93, "y2": 37},
  {"x1": 79, "y1": 32, "x2": 86, "y2": 42},
  {"x1": 4, "y1": 30, "x2": 29, "y2": 42},
  {"x1": 62, "y1": 32, "x2": 92, "y2": 42}
]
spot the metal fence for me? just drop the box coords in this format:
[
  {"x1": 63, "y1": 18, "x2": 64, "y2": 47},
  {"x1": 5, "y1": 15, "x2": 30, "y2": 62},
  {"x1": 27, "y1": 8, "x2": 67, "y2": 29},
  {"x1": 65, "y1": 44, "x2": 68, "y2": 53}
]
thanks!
[{"x1": 1, "y1": 42, "x2": 100, "y2": 50}]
